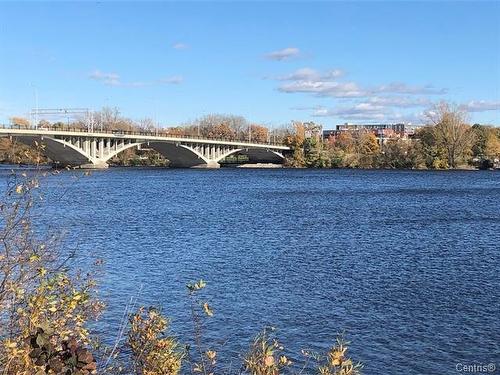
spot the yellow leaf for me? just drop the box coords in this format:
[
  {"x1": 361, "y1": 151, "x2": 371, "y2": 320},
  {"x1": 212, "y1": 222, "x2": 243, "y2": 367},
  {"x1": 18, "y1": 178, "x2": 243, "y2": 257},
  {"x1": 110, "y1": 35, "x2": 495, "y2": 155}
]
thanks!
[
  {"x1": 264, "y1": 355, "x2": 274, "y2": 367},
  {"x1": 206, "y1": 350, "x2": 217, "y2": 360},
  {"x1": 4, "y1": 341, "x2": 17, "y2": 349},
  {"x1": 203, "y1": 302, "x2": 213, "y2": 317},
  {"x1": 279, "y1": 355, "x2": 290, "y2": 365},
  {"x1": 15, "y1": 185, "x2": 23, "y2": 194}
]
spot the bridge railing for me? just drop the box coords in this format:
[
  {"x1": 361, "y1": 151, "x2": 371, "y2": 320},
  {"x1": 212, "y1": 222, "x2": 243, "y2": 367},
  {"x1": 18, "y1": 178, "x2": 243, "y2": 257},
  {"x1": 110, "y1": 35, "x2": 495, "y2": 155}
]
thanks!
[{"x1": 0, "y1": 124, "x2": 288, "y2": 147}]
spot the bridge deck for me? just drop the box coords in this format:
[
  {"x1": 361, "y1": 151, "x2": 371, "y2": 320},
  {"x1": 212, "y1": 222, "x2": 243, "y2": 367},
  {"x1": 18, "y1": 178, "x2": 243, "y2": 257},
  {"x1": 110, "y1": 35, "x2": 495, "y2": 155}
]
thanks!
[{"x1": 0, "y1": 126, "x2": 289, "y2": 150}]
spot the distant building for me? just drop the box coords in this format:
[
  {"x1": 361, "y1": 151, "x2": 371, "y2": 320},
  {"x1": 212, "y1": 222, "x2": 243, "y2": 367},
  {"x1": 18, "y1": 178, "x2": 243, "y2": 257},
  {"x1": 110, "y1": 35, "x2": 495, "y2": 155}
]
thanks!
[
  {"x1": 323, "y1": 123, "x2": 422, "y2": 144},
  {"x1": 295, "y1": 121, "x2": 323, "y2": 141}
]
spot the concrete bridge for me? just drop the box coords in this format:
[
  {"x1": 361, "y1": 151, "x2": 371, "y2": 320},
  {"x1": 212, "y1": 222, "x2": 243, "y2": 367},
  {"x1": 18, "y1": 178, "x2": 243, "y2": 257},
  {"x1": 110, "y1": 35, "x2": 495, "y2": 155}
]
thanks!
[{"x1": 0, "y1": 127, "x2": 290, "y2": 169}]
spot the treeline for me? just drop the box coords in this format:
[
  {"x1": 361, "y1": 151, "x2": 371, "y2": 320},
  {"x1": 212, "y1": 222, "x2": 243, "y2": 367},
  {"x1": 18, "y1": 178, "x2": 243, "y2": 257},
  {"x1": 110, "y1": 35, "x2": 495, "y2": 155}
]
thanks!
[
  {"x1": 8, "y1": 109, "x2": 286, "y2": 143},
  {"x1": 284, "y1": 103, "x2": 500, "y2": 170},
  {"x1": 3, "y1": 103, "x2": 500, "y2": 169}
]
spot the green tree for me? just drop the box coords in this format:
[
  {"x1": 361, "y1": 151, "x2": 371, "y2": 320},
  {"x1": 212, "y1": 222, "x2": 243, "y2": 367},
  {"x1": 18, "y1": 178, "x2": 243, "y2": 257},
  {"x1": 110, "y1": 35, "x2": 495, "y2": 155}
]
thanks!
[
  {"x1": 378, "y1": 139, "x2": 423, "y2": 169},
  {"x1": 415, "y1": 126, "x2": 448, "y2": 169}
]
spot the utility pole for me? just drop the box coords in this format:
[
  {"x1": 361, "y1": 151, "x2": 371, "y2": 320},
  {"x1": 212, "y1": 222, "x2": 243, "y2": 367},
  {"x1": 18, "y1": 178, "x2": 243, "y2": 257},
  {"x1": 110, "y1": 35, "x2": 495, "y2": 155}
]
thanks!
[
  {"x1": 29, "y1": 83, "x2": 39, "y2": 128},
  {"x1": 35, "y1": 89, "x2": 38, "y2": 129}
]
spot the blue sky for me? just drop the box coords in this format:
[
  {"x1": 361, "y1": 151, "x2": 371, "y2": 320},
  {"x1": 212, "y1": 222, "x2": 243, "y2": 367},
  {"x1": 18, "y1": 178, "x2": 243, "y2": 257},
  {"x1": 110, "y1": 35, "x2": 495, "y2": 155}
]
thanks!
[{"x1": 0, "y1": 1, "x2": 499, "y2": 128}]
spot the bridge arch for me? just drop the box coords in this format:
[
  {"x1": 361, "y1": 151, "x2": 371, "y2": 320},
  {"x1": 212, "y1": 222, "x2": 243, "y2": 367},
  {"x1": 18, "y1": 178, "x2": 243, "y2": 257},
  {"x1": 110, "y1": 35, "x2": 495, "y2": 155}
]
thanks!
[
  {"x1": 17, "y1": 136, "x2": 146, "y2": 168},
  {"x1": 16, "y1": 136, "x2": 95, "y2": 167},
  {"x1": 148, "y1": 142, "x2": 215, "y2": 168},
  {"x1": 216, "y1": 147, "x2": 285, "y2": 164},
  {"x1": 101, "y1": 142, "x2": 143, "y2": 164}
]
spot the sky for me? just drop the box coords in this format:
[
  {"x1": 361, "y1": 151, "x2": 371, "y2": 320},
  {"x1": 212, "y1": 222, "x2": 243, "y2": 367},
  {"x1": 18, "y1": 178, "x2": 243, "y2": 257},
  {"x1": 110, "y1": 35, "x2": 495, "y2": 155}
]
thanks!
[{"x1": 0, "y1": 1, "x2": 499, "y2": 129}]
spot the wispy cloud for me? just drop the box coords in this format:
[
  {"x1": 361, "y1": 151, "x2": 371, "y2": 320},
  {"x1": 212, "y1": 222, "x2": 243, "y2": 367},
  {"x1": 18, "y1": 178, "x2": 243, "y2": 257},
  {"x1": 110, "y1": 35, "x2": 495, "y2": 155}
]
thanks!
[
  {"x1": 366, "y1": 96, "x2": 432, "y2": 108},
  {"x1": 459, "y1": 100, "x2": 500, "y2": 112},
  {"x1": 89, "y1": 70, "x2": 183, "y2": 87},
  {"x1": 272, "y1": 68, "x2": 448, "y2": 98},
  {"x1": 172, "y1": 42, "x2": 189, "y2": 50},
  {"x1": 375, "y1": 82, "x2": 447, "y2": 95},
  {"x1": 159, "y1": 75, "x2": 184, "y2": 84},
  {"x1": 265, "y1": 47, "x2": 300, "y2": 61},
  {"x1": 89, "y1": 70, "x2": 121, "y2": 86},
  {"x1": 312, "y1": 103, "x2": 386, "y2": 118},
  {"x1": 311, "y1": 104, "x2": 426, "y2": 123},
  {"x1": 275, "y1": 67, "x2": 344, "y2": 81},
  {"x1": 279, "y1": 80, "x2": 365, "y2": 98},
  {"x1": 297, "y1": 97, "x2": 498, "y2": 124},
  {"x1": 292, "y1": 95, "x2": 433, "y2": 123}
]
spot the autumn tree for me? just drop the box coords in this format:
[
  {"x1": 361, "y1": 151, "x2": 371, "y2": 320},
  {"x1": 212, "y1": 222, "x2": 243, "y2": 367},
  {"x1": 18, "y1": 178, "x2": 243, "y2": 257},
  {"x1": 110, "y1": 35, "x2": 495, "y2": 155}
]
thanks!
[
  {"x1": 378, "y1": 139, "x2": 424, "y2": 169},
  {"x1": 333, "y1": 132, "x2": 355, "y2": 154},
  {"x1": 189, "y1": 114, "x2": 247, "y2": 140},
  {"x1": 426, "y1": 102, "x2": 475, "y2": 168},
  {"x1": 137, "y1": 118, "x2": 156, "y2": 132},
  {"x1": 9, "y1": 117, "x2": 30, "y2": 128},
  {"x1": 99, "y1": 107, "x2": 121, "y2": 130},
  {"x1": 206, "y1": 122, "x2": 235, "y2": 139},
  {"x1": 353, "y1": 132, "x2": 380, "y2": 168},
  {"x1": 166, "y1": 126, "x2": 188, "y2": 137},
  {"x1": 484, "y1": 127, "x2": 500, "y2": 160},
  {"x1": 247, "y1": 124, "x2": 269, "y2": 143},
  {"x1": 283, "y1": 121, "x2": 306, "y2": 148}
]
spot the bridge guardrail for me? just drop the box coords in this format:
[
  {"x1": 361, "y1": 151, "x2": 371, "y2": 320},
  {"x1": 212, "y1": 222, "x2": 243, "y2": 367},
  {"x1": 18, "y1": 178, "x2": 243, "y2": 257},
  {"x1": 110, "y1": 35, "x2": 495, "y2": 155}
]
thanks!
[{"x1": 0, "y1": 124, "x2": 287, "y2": 147}]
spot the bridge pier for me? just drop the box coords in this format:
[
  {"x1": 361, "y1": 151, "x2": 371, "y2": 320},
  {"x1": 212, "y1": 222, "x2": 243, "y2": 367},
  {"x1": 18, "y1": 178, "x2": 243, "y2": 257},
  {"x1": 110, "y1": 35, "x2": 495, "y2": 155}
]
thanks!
[
  {"x1": 191, "y1": 160, "x2": 220, "y2": 169},
  {"x1": 77, "y1": 162, "x2": 109, "y2": 169}
]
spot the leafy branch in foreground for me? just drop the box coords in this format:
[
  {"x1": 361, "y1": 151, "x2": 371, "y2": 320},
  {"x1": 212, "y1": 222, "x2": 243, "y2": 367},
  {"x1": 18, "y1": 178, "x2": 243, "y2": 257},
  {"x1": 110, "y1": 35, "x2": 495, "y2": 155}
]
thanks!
[
  {"x1": 128, "y1": 307, "x2": 184, "y2": 375},
  {"x1": 243, "y1": 328, "x2": 291, "y2": 375},
  {"x1": 0, "y1": 172, "x2": 104, "y2": 374}
]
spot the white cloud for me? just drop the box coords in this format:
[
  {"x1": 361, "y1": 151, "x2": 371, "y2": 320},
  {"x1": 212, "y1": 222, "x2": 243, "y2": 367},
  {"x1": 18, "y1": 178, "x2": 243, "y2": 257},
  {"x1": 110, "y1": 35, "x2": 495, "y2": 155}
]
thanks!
[
  {"x1": 460, "y1": 100, "x2": 500, "y2": 112},
  {"x1": 89, "y1": 70, "x2": 183, "y2": 87},
  {"x1": 276, "y1": 67, "x2": 344, "y2": 81},
  {"x1": 159, "y1": 75, "x2": 184, "y2": 84},
  {"x1": 291, "y1": 94, "x2": 432, "y2": 124},
  {"x1": 279, "y1": 80, "x2": 366, "y2": 98},
  {"x1": 313, "y1": 107, "x2": 388, "y2": 121},
  {"x1": 272, "y1": 67, "x2": 448, "y2": 100},
  {"x1": 173, "y1": 42, "x2": 189, "y2": 50},
  {"x1": 312, "y1": 105, "x2": 426, "y2": 123},
  {"x1": 367, "y1": 96, "x2": 432, "y2": 108},
  {"x1": 265, "y1": 47, "x2": 300, "y2": 61},
  {"x1": 89, "y1": 70, "x2": 121, "y2": 86},
  {"x1": 376, "y1": 82, "x2": 447, "y2": 95},
  {"x1": 313, "y1": 102, "x2": 385, "y2": 117}
]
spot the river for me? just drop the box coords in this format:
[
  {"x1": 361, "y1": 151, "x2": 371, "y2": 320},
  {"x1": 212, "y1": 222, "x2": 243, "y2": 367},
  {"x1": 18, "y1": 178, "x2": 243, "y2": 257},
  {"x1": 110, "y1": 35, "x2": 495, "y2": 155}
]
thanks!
[{"x1": 2, "y1": 167, "x2": 499, "y2": 374}]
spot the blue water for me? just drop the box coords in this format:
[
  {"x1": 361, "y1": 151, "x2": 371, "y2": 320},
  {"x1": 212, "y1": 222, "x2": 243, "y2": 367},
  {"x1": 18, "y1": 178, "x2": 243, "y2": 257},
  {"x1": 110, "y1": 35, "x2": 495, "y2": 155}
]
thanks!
[{"x1": 3, "y1": 167, "x2": 500, "y2": 374}]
